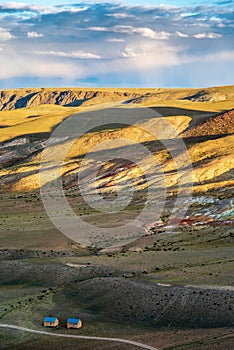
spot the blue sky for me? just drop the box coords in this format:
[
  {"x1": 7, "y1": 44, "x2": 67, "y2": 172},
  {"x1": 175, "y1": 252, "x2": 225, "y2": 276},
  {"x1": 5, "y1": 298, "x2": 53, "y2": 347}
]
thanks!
[
  {"x1": 16, "y1": 1, "x2": 233, "y2": 5},
  {"x1": 0, "y1": 0, "x2": 233, "y2": 88}
]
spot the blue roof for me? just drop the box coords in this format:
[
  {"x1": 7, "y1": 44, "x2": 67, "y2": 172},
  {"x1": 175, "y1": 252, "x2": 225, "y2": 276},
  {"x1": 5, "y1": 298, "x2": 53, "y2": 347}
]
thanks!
[
  {"x1": 67, "y1": 318, "x2": 80, "y2": 324},
  {"x1": 44, "y1": 317, "x2": 57, "y2": 323}
]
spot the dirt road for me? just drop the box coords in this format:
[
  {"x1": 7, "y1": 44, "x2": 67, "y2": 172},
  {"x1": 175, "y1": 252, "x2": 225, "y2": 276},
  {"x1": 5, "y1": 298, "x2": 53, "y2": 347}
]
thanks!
[{"x1": 0, "y1": 323, "x2": 158, "y2": 350}]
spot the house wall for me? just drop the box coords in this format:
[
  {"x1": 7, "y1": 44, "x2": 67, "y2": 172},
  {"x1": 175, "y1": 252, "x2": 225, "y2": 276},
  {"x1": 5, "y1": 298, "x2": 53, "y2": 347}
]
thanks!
[
  {"x1": 67, "y1": 320, "x2": 82, "y2": 329},
  {"x1": 43, "y1": 319, "x2": 59, "y2": 327}
]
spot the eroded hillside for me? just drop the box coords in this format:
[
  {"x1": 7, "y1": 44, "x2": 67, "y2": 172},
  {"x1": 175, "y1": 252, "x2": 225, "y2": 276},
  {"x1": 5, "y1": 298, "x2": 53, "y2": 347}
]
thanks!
[{"x1": 0, "y1": 86, "x2": 233, "y2": 241}]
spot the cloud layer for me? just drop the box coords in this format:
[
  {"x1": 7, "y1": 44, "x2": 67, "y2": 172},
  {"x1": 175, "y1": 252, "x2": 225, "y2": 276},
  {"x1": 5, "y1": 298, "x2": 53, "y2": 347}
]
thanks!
[{"x1": 0, "y1": 1, "x2": 233, "y2": 88}]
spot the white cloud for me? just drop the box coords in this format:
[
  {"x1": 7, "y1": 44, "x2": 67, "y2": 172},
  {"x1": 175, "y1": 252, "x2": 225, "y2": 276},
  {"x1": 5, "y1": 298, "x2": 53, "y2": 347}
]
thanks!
[
  {"x1": 34, "y1": 49, "x2": 102, "y2": 59},
  {"x1": 113, "y1": 26, "x2": 172, "y2": 40},
  {"x1": 0, "y1": 27, "x2": 14, "y2": 41},
  {"x1": 1, "y1": 2, "x2": 26, "y2": 10},
  {"x1": 175, "y1": 31, "x2": 188, "y2": 38},
  {"x1": 27, "y1": 31, "x2": 44, "y2": 38},
  {"x1": 210, "y1": 16, "x2": 221, "y2": 22},
  {"x1": 121, "y1": 47, "x2": 141, "y2": 58},
  {"x1": 88, "y1": 26, "x2": 109, "y2": 32},
  {"x1": 158, "y1": 4, "x2": 179, "y2": 10},
  {"x1": 65, "y1": 6, "x2": 88, "y2": 13},
  {"x1": 187, "y1": 22, "x2": 210, "y2": 28},
  {"x1": 0, "y1": 52, "x2": 81, "y2": 80},
  {"x1": 119, "y1": 41, "x2": 182, "y2": 67},
  {"x1": 88, "y1": 25, "x2": 172, "y2": 40},
  {"x1": 107, "y1": 38, "x2": 125, "y2": 42},
  {"x1": 88, "y1": 26, "x2": 189, "y2": 40},
  {"x1": 217, "y1": 23, "x2": 225, "y2": 28},
  {"x1": 106, "y1": 13, "x2": 137, "y2": 19},
  {"x1": 1, "y1": 2, "x2": 88, "y2": 14},
  {"x1": 193, "y1": 32, "x2": 222, "y2": 39}
]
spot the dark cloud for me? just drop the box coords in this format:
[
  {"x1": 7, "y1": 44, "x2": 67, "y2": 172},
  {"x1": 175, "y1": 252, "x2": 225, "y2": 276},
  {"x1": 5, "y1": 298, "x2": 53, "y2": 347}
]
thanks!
[{"x1": 215, "y1": 0, "x2": 234, "y2": 5}]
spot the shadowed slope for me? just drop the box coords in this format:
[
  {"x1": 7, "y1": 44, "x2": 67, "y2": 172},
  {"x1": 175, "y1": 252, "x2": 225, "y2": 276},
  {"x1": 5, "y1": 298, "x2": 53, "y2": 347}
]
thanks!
[{"x1": 0, "y1": 86, "x2": 233, "y2": 196}]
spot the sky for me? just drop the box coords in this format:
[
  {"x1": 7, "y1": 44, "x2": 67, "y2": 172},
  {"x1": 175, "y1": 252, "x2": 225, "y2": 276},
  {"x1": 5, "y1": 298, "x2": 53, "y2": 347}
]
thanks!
[{"x1": 0, "y1": 0, "x2": 233, "y2": 88}]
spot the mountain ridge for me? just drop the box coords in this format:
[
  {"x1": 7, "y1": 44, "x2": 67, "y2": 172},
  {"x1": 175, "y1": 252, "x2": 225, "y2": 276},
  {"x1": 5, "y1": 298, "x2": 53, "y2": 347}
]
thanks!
[{"x1": 1, "y1": 85, "x2": 234, "y2": 111}]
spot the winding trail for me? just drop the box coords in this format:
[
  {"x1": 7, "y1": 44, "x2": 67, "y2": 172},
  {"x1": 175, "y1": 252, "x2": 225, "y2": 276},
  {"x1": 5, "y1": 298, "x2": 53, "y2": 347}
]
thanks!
[{"x1": 0, "y1": 323, "x2": 158, "y2": 350}]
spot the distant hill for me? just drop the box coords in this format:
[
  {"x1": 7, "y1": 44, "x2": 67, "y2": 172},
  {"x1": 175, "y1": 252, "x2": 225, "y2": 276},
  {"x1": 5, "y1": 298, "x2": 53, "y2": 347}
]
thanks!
[{"x1": 1, "y1": 85, "x2": 234, "y2": 111}]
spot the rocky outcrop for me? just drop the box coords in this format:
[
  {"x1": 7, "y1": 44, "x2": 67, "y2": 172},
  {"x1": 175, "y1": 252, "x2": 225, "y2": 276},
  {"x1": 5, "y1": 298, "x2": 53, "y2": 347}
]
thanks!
[
  {"x1": 0, "y1": 88, "x2": 138, "y2": 111},
  {"x1": 180, "y1": 89, "x2": 234, "y2": 102}
]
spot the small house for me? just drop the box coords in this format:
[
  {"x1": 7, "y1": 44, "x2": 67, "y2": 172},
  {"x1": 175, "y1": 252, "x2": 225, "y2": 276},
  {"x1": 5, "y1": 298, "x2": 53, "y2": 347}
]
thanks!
[
  {"x1": 43, "y1": 316, "x2": 59, "y2": 328},
  {"x1": 66, "y1": 317, "x2": 82, "y2": 329}
]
